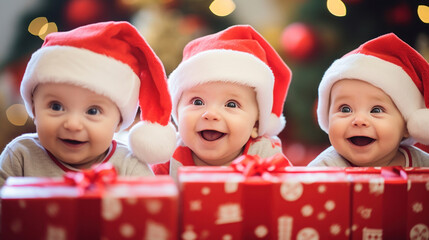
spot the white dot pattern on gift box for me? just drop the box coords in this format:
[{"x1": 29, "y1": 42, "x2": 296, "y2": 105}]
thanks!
[
  {"x1": 281, "y1": 181, "x2": 304, "y2": 201},
  {"x1": 145, "y1": 220, "x2": 169, "y2": 240},
  {"x1": 318, "y1": 185, "x2": 326, "y2": 193},
  {"x1": 354, "y1": 183, "x2": 363, "y2": 192},
  {"x1": 324, "y1": 200, "x2": 335, "y2": 211},
  {"x1": 201, "y1": 187, "x2": 210, "y2": 195},
  {"x1": 369, "y1": 178, "x2": 384, "y2": 196},
  {"x1": 102, "y1": 197, "x2": 122, "y2": 221},
  {"x1": 330, "y1": 224, "x2": 341, "y2": 236},
  {"x1": 182, "y1": 226, "x2": 197, "y2": 240},
  {"x1": 120, "y1": 223, "x2": 135, "y2": 238},
  {"x1": 46, "y1": 202, "x2": 59, "y2": 217},
  {"x1": 317, "y1": 212, "x2": 326, "y2": 220},
  {"x1": 410, "y1": 224, "x2": 429, "y2": 240},
  {"x1": 297, "y1": 227, "x2": 319, "y2": 240},
  {"x1": 222, "y1": 234, "x2": 232, "y2": 240},
  {"x1": 18, "y1": 199, "x2": 26, "y2": 209},
  {"x1": 46, "y1": 224, "x2": 67, "y2": 240},
  {"x1": 10, "y1": 219, "x2": 22, "y2": 233},
  {"x1": 146, "y1": 200, "x2": 163, "y2": 215},
  {"x1": 255, "y1": 225, "x2": 268, "y2": 238},
  {"x1": 412, "y1": 202, "x2": 423, "y2": 213},
  {"x1": 126, "y1": 197, "x2": 138, "y2": 205},
  {"x1": 225, "y1": 180, "x2": 239, "y2": 193},
  {"x1": 190, "y1": 200, "x2": 202, "y2": 211},
  {"x1": 358, "y1": 206, "x2": 372, "y2": 219},
  {"x1": 301, "y1": 205, "x2": 313, "y2": 217}
]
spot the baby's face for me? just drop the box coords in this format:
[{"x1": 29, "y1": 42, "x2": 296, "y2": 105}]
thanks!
[
  {"x1": 32, "y1": 82, "x2": 121, "y2": 168},
  {"x1": 328, "y1": 79, "x2": 409, "y2": 166},
  {"x1": 176, "y1": 81, "x2": 258, "y2": 166}
]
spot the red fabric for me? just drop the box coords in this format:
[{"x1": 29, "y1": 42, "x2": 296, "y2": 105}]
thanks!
[{"x1": 151, "y1": 138, "x2": 262, "y2": 175}]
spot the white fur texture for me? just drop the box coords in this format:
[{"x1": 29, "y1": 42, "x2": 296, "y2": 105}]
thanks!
[
  {"x1": 407, "y1": 109, "x2": 429, "y2": 144},
  {"x1": 128, "y1": 121, "x2": 177, "y2": 164}
]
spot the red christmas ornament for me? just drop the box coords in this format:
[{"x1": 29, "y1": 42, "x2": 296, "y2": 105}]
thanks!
[
  {"x1": 281, "y1": 23, "x2": 318, "y2": 62},
  {"x1": 64, "y1": 0, "x2": 105, "y2": 28},
  {"x1": 385, "y1": 3, "x2": 412, "y2": 26}
]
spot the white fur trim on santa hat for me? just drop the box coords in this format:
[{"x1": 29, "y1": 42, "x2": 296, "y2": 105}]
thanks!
[
  {"x1": 265, "y1": 113, "x2": 286, "y2": 136},
  {"x1": 169, "y1": 49, "x2": 276, "y2": 136},
  {"x1": 408, "y1": 109, "x2": 429, "y2": 145},
  {"x1": 20, "y1": 45, "x2": 140, "y2": 130},
  {"x1": 318, "y1": 53, "x2": 425, "y2": 139},
  {"x1": 128, "y1": 121, "x2": 177, "y2": 164}
]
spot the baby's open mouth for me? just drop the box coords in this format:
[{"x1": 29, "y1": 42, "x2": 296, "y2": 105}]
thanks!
[
  {"x1": 348, "y1": 136, "x2": 375, "y2": 146},
  {"x1": 61, "y1": 139, "x2": 86, "y2": 145},
  {"x1": 199, "y1": 130, "x2": 225, "y2": 141}
]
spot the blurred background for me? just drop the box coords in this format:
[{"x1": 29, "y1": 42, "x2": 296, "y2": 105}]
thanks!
[{"x1": 0, "y1": 0, "x2": 428, "y2": 165}]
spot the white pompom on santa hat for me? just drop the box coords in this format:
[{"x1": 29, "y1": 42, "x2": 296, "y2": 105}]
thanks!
[
  {"x1": 317, "y1": 33, "x2": 429, "y2": 144},
  {"x1": 20, "y1": 21, "x2": 176, "y2": 164},
  {"x1": 169, "y1": 25, "x2": 292, "y2": 137}
]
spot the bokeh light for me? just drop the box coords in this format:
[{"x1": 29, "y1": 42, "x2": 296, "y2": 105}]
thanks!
[
  {"x1": 327, "y1": 0, "x2": 347, "y2": 17},
  {"x1": 417, "y1": 5, "x2": 429, "y2": 24},
  {"x1": 28, "y1": 17, "x2": 58, "y2": 40},
  {"x1": 209, "y1": 0, "x2": 236, "y2": 17},
  {"x1": 6, "y1": 104, "x2": 28, "y2": 126}
]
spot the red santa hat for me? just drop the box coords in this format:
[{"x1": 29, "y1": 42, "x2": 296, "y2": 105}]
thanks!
[
  {"x1": 169, "y1": 25, "x2": 292, "y2": 137},
  {"x1": 20, "y1": 21, "x2": 176, "y2": 164},
  {"x1": 317, "y1": 33, "x2": 429, "y2": 144}
]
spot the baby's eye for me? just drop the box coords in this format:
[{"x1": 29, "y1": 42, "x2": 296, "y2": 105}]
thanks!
[
  {"x1": 371, "y1": 106, "x2": 384, "y2": 113},
  {"x1": 225, "y1": 101, "x2": 238, "y2": 108},
  {"x1": 340, "y1": 105, "x2": 351, "y2": 113},
  {"x1": 87, "y1": 107, "x2": 101, "y2": 115},
  {"x1": 192, "y1": 98, "x2": 204, "y2": 106},
  {"x1": 50, "y1": 102, "x2": 64, "y2": 111}
]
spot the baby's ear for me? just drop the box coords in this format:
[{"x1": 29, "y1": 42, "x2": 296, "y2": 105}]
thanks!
[
  {"x1": 115, "y1": 117, "x2": 123, "y2": 133},
  {"x1": 251, "y1": 121, "x2": 259, "y2": 139}
]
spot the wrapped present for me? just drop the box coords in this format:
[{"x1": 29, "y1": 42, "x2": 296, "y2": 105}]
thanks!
[
  {"x1": 345, "y1": 167, "x2": 408, "y2": 240},
  {"x1": 1, "y1": 163, "x2": 178, "y2": 240},
  {"x1": 403, "y1": 167, "x2": 429, "y2": 240},
  {"x1": 270, "y1": 167, "x2": 351, "y2": 240},
  {"x1": 178, "y1": 154, "x2": 351, "y2": 239}
]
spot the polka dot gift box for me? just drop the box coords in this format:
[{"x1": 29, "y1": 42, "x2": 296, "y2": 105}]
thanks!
[
  {"x1": 403, "y1": 167, "x2": 429, "y2": 240},
  {"x1": 345, "y1": 167, "x2": 408, "y2": 240},
  {"x1": 1, "y1": 164, "x2": 178, "y2": 240},
  {"x1": 178, "y1": 154, "x2": 351, "y2": 239}
]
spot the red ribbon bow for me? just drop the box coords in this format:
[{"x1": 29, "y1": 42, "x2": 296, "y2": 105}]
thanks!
[
  {"x1": 231, "y1": 153, "x2": 292, "y2": 177},
  {"x1": 63, "y1": 163, "x2": 117, "y2": 191}
]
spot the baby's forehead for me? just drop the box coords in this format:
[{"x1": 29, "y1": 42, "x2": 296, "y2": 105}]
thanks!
[{"x1": 190, "y1": 80, "x2": 255, "y2": 90}]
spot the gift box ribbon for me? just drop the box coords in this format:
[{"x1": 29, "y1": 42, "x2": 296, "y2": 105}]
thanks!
[
  {"x1": 63, "y1": 163, "x2": 117, "y2": 192},
  {"x1": 231, "y1": 153, "x2": 292, "y2": 177}
]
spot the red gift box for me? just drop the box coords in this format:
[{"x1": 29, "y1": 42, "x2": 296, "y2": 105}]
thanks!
[
  {"x1": 345, "y1": 167, "x2": 408, "y2": 240},
  {"x1": 178, "y1": 155, "x2": 351, "y2": 239},
  {"x1": 404, "y1": 167, "x2": 429, "y2": 240},
  {"x1": 271, "y1": 167, "x2": 351, "y2": 239},
  {"x1": 1, "y1": 164, "x2": 179, "y2": 240}
]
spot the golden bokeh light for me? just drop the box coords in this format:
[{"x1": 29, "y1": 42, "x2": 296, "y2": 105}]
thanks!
[
  {"x1": 38, "y1": 22, "x2": 58, "y2": 40},
  {"x1": 28, "y1": 17, "x2": 48, "y2": 36},
  {"x1": 209, "y1": 0, "x2": 236, "y2": 17},
  {"x1": 28, "y1": 17, "x2": 58, "y2": 40},
  {"x1": 327, "y1": 0, "x2": 347, "y2": 17},
  {"x1": 417, "y1": 5, "x2": 429, "y2": 23},
  {"x1": 6, "y1": 104, "x2": 29, "y2": 126}
]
